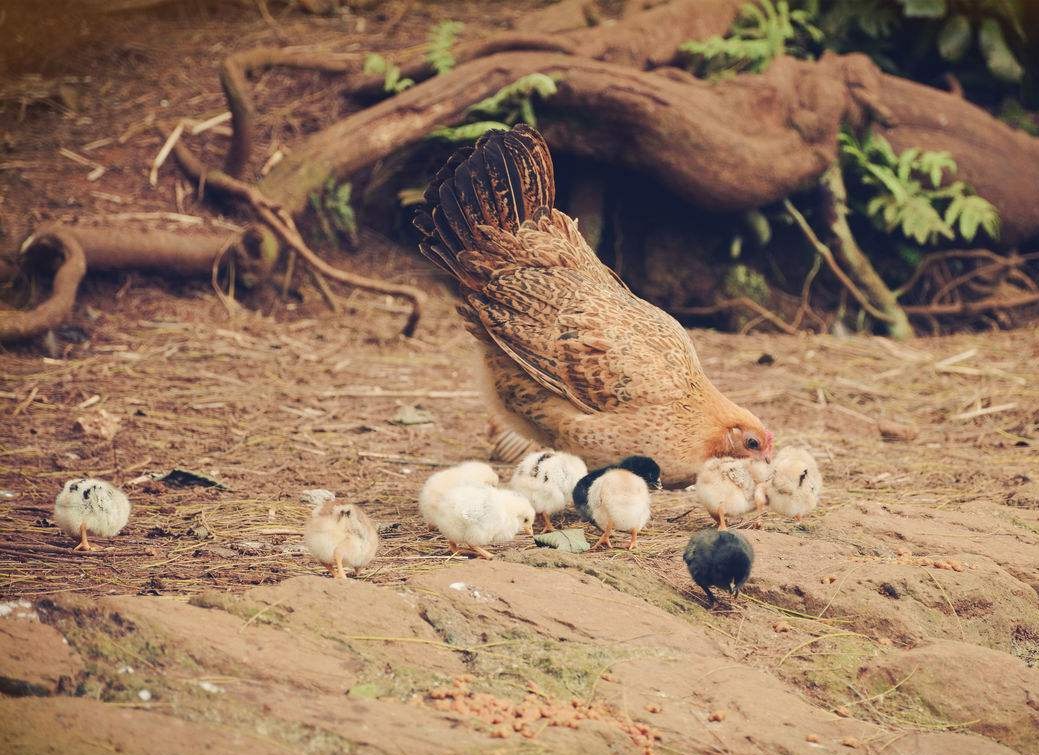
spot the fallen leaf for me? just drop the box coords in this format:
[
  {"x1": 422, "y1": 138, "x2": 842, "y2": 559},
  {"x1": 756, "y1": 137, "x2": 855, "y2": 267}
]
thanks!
[
  {"x1": 390, "y1": 404, "x2": 435, "y2": 426},
  {"x1": 74, "y1": 408, "x2": 121, "y2": 441},
  {"x1": 533, "y1": 528, "x2": 590, "y2": 554},
  {"x1": 159, "y1": 468, "x2": 228, "y2": 490}
]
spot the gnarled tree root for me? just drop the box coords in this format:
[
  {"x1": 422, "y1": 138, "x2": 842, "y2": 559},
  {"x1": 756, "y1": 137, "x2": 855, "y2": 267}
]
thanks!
[
  {"x1": 0, "y1": 225, "x2": 232, "y2": 342},
  {"x1": 173, "y1": 141, "x2": 425, "y2": 337}
]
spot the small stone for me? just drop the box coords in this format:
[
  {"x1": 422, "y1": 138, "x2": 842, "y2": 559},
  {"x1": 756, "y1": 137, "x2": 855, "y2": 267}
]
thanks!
[
  {"x1": 878, "y1": 637, "x2": 892, "y2": 646},
  {"x1": 841, "y1": 736, "x2": 861, "y2": 749},
  {"x1": 806, "y1": 733, "x2": 820, "y2": 743},
  {"x1": 772, "y1": 621, "x2": 793, "y2": 633},
  {"x1": 822, "y1": 574, "x2": 837, "y2": 584},
  {"x1": 137, "y1": 689, "x2": 152, "y2": 702},
  {"x1": 835, "y1": 705, "x2": 850, "y2": 717},
  {"x1": 877, "y1": 420, "x2": 918, "y2": 442},
  {"x1": 645, "y1": 704, "x2": 662, "y2": 713},
  {"x1": 708, "y1": 710, "x2": 726, "y2": 722}
]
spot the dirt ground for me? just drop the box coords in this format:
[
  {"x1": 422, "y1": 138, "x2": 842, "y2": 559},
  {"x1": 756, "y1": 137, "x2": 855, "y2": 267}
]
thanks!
[{"x1": 2, "y1": 3, "x2": 1039, "y2": 754}]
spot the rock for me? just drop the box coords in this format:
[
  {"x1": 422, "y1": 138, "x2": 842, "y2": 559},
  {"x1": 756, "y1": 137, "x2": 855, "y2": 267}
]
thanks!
[
  {"x1": 858, "y1": 641, "x2": 1039, "y2": 753},
  {"x1": 0, "y1": 617, "x2": 82, "y2": 696}
]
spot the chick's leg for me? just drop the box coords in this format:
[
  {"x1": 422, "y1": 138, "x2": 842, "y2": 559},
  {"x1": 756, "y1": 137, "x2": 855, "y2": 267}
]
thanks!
[
  {"x1": 591, "y1": 522, "x2": 613, "y2": 550},
  {"x1": 72, "y1": 522, "x2": 98, "y2": 552},
  {"x1": 471, "y1": 546, "x2": 495, "y2": 560},
  {"x1": 540, "y1": 512, "x2": 555, "y2": 532},
  {"x1": 625, "y1": 529, "x2": 638, "y2": 550},
  {"x1": 752, "y1": 483, "x2": 767, "y2": 528},
  {"x1": 333, "y1": 553, "x2": 346, "y2": 579},
  {"x1": 716, "y1": 510, "x2": 728, "y2": 531}
]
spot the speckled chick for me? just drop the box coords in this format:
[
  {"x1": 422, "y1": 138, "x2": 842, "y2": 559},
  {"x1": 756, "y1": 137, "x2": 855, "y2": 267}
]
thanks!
[
  {"x1": 303, "y1": 501, "x2": 379, "y2": 578},
  {"x1": 683, "y1": 529, "x2": 754, "y2": 606},
  {"x1": 694, "y1": 457, "x2": 771, "y2": 530},
  {"x1": 765, "y1": 447, "x2": 822, "y2": 521},
  {"x1": 508, "y1": 450, "x2": 587, "y2": 532},
  {"x1": 587, "y1": 469, "x2": 651, "y2": 551},
  {"x1": 54, "y1": 478, "x2": 131, "y2": 551}
]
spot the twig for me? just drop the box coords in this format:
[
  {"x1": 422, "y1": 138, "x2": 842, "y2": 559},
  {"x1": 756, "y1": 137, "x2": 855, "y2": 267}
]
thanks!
[
  {"x1": 150, "y1": 120, "x2": 185, "y2": 187},
  {"x1": 674, "y1": 297, "x2": 798, "y2": 335}
]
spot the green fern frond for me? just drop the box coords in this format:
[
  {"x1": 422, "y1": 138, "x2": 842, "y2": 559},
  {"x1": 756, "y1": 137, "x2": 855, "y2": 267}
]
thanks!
[
  {"x1": 429, "y1": 121, "x2": 512, "y2": 142},
  {"x1": 427, "y1": 21, "x2": 464, "y2": 75}
]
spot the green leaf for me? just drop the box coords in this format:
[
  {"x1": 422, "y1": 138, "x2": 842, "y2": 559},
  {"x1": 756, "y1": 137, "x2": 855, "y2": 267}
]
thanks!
[
  {"x1": 937, "y1": 15, "x2": 972, "y2": 62},
  {"x1": 533, "y1": 528, "x2": 590, "y2": 553},
  {"x1": 899, "y1": 0, "x2": 946, "y2": 18},
  {"x1": 363, "y1": 53, "x2": 388, "y2": 75},
  {"x1": 979, "y1": 18, "x2": 1024, "y2": 82}
]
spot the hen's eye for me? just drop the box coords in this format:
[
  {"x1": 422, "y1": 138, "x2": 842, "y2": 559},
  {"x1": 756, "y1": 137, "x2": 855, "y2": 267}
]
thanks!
[{"x1": 746, "y1": 437, "x2": 760, "y2": 451}]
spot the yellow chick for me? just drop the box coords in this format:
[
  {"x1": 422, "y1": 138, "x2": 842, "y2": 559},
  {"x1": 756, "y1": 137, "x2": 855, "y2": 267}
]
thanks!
[
  {"x1": 587, "y1": 469, "x2": 651, "y2": 550},
  {"x1": 303, "y1": 500, "x2": 379, "y2": 578},
  {"x1": 54, "y1": 478, "x2": 131, "y2": 551},
  {"x1": 693, "y1": 458, "x2": 771, "y2": 530},
  {"x1": 765, "y1": 447, "x2": 822, "y2": 522},
  {"x1": 508, "y1": 450, "x2": 588, "y2": 532}
]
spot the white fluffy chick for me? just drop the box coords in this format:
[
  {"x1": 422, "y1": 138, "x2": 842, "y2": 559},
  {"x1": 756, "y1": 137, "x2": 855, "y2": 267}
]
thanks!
[
  {"x1": 419, "y1": 461, "x2": 500, "y2": 517},
  {"x1": 303, "y1": 500, "x2": 379, "y2": 578},
  {"x1": 54, "y1": 478, "x2": 131, "y2": 551},
  {"x1": 587, "y1": 469, "x2": 651, "y2": 550},
  {"x1": 765, "y1": 447, "x2": 822, "y2": 521},
  {"x1": 420, "y1": 462, "x2": 534, "y2": 558},
  {"x1": 694, "y1": 458, "x2": 771, "y2": 530},
  {"x1": 508, "y1": 450, "x2": 587, "y2": 532}
]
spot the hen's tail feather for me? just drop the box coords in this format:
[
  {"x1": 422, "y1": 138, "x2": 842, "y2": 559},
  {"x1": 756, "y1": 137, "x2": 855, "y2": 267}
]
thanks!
[{"x1": 414, "y1": 125, "x2": 555, "y2": 290}]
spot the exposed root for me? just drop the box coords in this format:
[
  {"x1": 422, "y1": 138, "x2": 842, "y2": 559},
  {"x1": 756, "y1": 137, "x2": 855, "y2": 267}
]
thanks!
[
  {"x1": 0, "y1": 225, "x2": 232, "y2": 342},
  {"x1": 173, "y1": 142, "x2": 425, "y2": 337}
]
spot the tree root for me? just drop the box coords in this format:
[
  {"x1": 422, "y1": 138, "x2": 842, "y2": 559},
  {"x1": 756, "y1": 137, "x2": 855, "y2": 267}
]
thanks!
[
  {"x1": 173, "y1": 142, "x2": 425, "y2": 337},
  {"x1": 783, "y1": 166, "x2": 914, "y2": 339},
  {"x1": 0, "y1": 225, "x2": 233, "y2": 342}
]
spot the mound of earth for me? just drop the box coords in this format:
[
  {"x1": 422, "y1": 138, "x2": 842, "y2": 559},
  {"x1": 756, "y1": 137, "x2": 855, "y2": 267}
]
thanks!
[{"x1": 1, "y1": 561, "x2": 1028, "y2": 754}]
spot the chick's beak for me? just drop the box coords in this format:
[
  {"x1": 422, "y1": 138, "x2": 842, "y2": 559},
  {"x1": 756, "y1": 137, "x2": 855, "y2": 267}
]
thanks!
[{"x1": 524, "y1": 523, "x2": 534, "y2": 536}]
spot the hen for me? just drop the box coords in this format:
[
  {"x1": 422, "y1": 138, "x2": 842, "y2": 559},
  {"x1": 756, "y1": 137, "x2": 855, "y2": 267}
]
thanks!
[{"x1": 415, "y1": 125, "x2": 772, "y2": 486}]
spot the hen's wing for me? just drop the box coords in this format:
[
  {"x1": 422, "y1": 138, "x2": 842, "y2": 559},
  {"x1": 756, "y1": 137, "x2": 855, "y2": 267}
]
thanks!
[{"x1": 415, "y1": 125, "x2": 701, "y2": 414}]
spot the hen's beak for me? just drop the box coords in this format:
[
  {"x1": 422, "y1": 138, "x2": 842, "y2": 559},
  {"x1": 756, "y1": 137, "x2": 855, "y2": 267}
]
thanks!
[
  {"x1": 729, "y1": 581, "x2": 740, "y2": 597},
  {"x1": 653, "y1": 480, "x2": 663, "y2": 490}
]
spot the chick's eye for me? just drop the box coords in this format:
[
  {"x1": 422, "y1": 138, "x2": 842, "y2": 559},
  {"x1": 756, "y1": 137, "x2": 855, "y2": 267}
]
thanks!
[{"x1": 745, "y1": 437, "x2": 760, "y2": 451}]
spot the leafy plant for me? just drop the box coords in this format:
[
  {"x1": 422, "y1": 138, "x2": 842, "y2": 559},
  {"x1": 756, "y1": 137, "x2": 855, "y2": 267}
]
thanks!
[
  {"x1": 429, "y1": 74, "x2": 559, "y2": 142},
  {"x1": 812, "y1": 0, "x2": 1028, "y2": 84},
  {"x1": 839, "y1": 128, "x2": 999, "y2": 245},
  {"x1": 679, "y1": 0, "x2": 822, "y2": 78},
  {"x1": 427, "y1": 21, "x2": 464, "y2": 75},
  {"x1": 310, "y1": 178, "x2": 359, "y2": 247},
  {"x1": 363, "y1": 53, "x2": 414, "y2": 94}
]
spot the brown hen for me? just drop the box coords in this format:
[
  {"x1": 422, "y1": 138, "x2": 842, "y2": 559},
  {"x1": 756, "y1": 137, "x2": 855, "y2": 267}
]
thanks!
[{"x1": 414, "y1": 125, "x2": 772, "y2": 486}]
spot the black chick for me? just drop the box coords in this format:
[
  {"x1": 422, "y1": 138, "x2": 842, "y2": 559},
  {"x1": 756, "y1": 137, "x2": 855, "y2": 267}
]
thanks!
[
  {"x1": 573, "y1": 456, "x2": 663, "y2": 521},
  {"x1": 683, "y1": 529, "x2": 754, "y2": 607}
]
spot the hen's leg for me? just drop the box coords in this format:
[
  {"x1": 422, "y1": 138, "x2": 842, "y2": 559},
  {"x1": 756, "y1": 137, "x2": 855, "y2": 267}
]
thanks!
[
  {"x1": 591, "y1": 522, "x2": 613, "y2": 550},
  {"x1": 72, "y1": 522, "x2": 98, "y2": 552},
  {"x1": 540, "y1": 512, "x2": 555, "y2": 532}
]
